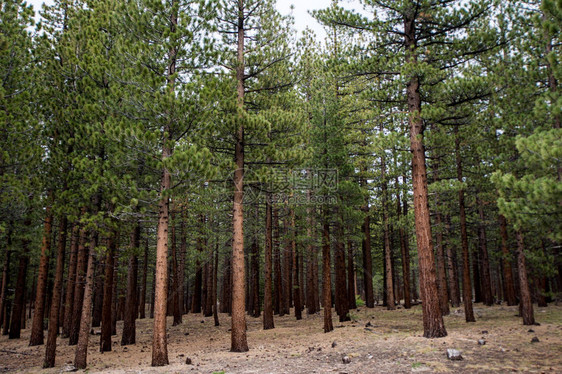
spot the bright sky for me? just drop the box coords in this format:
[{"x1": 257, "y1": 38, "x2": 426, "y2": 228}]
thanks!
[{"x1": 26, "y1": 0, "x2": 343, "y2": 39}]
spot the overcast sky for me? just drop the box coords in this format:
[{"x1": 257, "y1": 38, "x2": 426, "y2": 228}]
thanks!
[{"x1": 26, "y1": 0, "x2": 340, "y2": 39}]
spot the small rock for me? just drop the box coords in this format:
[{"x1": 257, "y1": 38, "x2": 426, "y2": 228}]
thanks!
[
  {"x1": 200, "y1": 320, "x2": 204, "y2": 323},
  {"x1": 332, "y1": 341, "x2": 337, "y2": 348},
  {"x1": 528, "y1": 329, "x2": 535, "y2": 333},
  {"x1": 446, "y1": 349, "x2": 463, "y2": 361},
  {"x1": 317, "y1": 347, "x2": 322, "y2": 351},
  {"x1": 356, "y1": 309, "x2": 360, "y2": 312},
  {"x1": 178, "y1": 354, "x2": 185, "y2": 357},
  {"x1": 366, "y1": 354, "x2": 373, "y2": 360},
  {"x1": 184, "y1": 332, "x2": 190, "y2": 336},
  {"x1": 62, "y1": 365, "x2": 78, "y2": 372},
  {"x1": 531, "y1": 337, "x2": 540, "y2": 343},
  {"x1": 499, "y1": 346, "x2": 506, "y2": 352},
  {"x1": 481, "y1": 330, "x2": 488, "y2": 334},
  {"x1": 478, "y1": 339, "x2": 486, "y2": 345},
  {"x1": 185, "y1": 357, "x2": 192, "y2": 365},
  {"x1": 342, "y1": 356, "x2": 351, "y2": 364},
  {"x1": 534, "y1": 322, "x2": 541, "y2": 326},
  {"x1": 365, "y1": 322, "x2": 372, "y2": 327},
  {"x1": 364, "y1": 328, "x2": 373, "y2": 332}
]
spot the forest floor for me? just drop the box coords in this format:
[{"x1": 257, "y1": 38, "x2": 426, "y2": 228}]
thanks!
[{"x1": 0, "y1": 303, "x2": 561, "y2": 373}]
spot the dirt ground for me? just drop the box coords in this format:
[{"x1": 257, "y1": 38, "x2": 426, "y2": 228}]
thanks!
[{"x1": 0, "y1": 303, "x2": 561, "y2": 373}]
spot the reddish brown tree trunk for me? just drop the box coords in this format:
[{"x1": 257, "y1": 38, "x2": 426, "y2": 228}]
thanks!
[
  {"x1": 444, "y1": 217, "x2": 460, "y2": 307},
  {"x1": 43, "y1": 217, "x2": 68, "y2": 367},
  {"x1": 454, "y1": 127, "x2": 475, "y2": 323},
  {"x1": 282, "y1": 213, "x2": 292, "y2": 316},
  {"x1": 263, "y1": 199, "x2": 274, "y2": 329},
  {"x1": 499, "y1": 215, "x2": 517, "y2": 305},
  {"x1": 69, "y1": 226, "x2": 88, "y2": 346},
  {"x1": 30, "y1": 206, "x2": 53, "y2": 346},
  {"x1": 381, "y1": 149, "x2": 395, "y2": 310},
  {"x1": 400, "y1": 195, "x2": 412, "y2": 309},
  {"x1": 91, "y1": 258, "x2": 104, "y2": 328},
  {"x1": 292, "y1": 209, "x2": 302, "y2": 320},
  {"x1": 334, "y1": 217, "x2": 349, "y2": 321},
  {"x1": 220, "y1": 255, "x2": 231, "y2": 314},
  {"x1": 322, "y1": 213, "x2": 333, "y2": 333},
  {"x1": 516, "y1": 232, "x2": 535, "y2": 325},
  {"x1": 434, "y1": 209, "x2": 450, "y2": 315},
  {"x1": 100, "y1": 232, "x2": 116, "y2": 352},
  {"x1": 472, "y1": 244, "x2": 483, "y2": 303},
  {"x1": 0, "y1": 248, "x2": 11, "y2": 332},
  {"x1": 171, "y1": 214, "x2": 182, "y2": 325},
  {"x1": 250, "y1": 236, "x2": 260, "y2": 318},
  {"x1": 179, "y1": 217, "x2": 186, "y2": 315},
  {"x1": 306, "y1": 201, "x2": 318, "y2": 315},
  {"x1": 273, "y1": 207, "x2": 283, "y2": 316},
  {"x1": 361, "y1": 177, "x2": 374, "y2": 308},
  {"x1": 213, "y1": 245, "x2": 220, "y2": 326},
  {"x1": 404, "y1": 15, "x2": 447, "y2": 337},
  {"x1": 477, "y1": 202, "x2": 493, "y2": 306},
  {"x1": 62, "y1": 222, "x2": 79, "y2": 338},
  {"x1": 347, "y1": 239, "x2": 356, "y2": 310},
  {"x1": 74, "y1": 231, "x2": 97, "y2": 369},
  {"x1": 9, "y1": 238, "x2": 30, "y2": 339},
  {"x1": 139, "y1": 234, "x2": 148, "y2": 319},
  {"x1": 122, "y1": 225, "x2": 140, "y2": 344}
]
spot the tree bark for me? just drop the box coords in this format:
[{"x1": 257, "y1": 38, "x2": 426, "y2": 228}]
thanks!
[
  {"x1": 0, "y1": 248, "x2": 11, "y2": 332},
  {"x1": 516, "y1": 231, "x2": 535, "y2": 325},
  {"x1": 62, "y1": 222, "x2": 79, "y2": 338},
  {"x1": 122, "y1": 224, "x2": 140, "y2": 345},
  {"x1": 346, "y1": 239, "x2": 356, "y2": 310},
  {"x1": 44, "y1": 216, "x2": 68, "y2": 367},
  {"x1": 9, "y1": 237, "x2": 30, "y2": 339},
  {"x1": 282, "y1": 213, "x2": 292, "y2": 316},
  {"x1": 292, "y1": 208, "x2": 302, "y2": 320},
  {"x1": 263, "y1": 198, "x2": 274, "y2": 328},
  {"x1": 334, "y1": 216, "x2": 349, "y2": 321},
  {"x1": 434, "y1": 209, "x2": 450, "y2": 315},
  {"x1": 30, "y1": 206, "x2": 53, "y2": 346},
  {"x1": 322, "y1": 213, "x2": 333, "y2": 333},
  {"x1": 100, "y1": 232, "x2": 116, "y2": 352},
  {"x1": 477, "y1": 201, "x2": 493, "y2": 306},
  {"x1": 454, "y1": 127, "x2": 475, "y2": 323},
  {"x1": 361, "y1": 177, "x2": 374, "y2": 308},
  {"x1": 273, "y1": 207, "x2": 282, "y2": 316},
  {"x1": 69, "y1": 226, "x2": 88, "y2": 346},
  {"x1": 404, "y1": 15, "x2": 447, "y2": 337},
  {"x1": 171, "y1": 213, "x2": 182, "y2": 325},
  {"x1": 74, "y1": 231, "x2": 97, "y2": 369},
  {"x1": 306, "y1": 197, "x2": 318, "y2": 315},
  {"x1": 400, "y1": 195, "x2": 412, "y2": 309},
  {"x1": 139, "y1": 234, "x2": 148, "y2": 319},
  {"x1": 380, "y1": 148, "x2": 395, "y2": 310},
  {"x1": 499, "y1": 215, "x2": 517, "y2": 305}
]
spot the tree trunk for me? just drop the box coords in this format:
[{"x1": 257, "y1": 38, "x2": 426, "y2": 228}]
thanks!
[
  {"x1": 404, "y1": 15, "x2": 447, "y2": 337},
  {"x1": 445, "y1": 217, "x2": 460, "y2": 307},
  {"x1": 322, "y1": 213, "x2": 333, "y2": 333},
  {"x1": 69, "y1": 226, "x2": 88, "y2": 346},
  {"x1": 100, "y1": 232, "x2": 116, "y2": 352},
  {"x1": 44, "y1": 216, "x2": 68, "y2": 367},
  {"x1": 361, "y1": 177, "x2": 374, "y2": 308},
  {"x1": 179, "y1": 217, "x2": 186, "y2": 315},
  {"x1": 380, "y1": 149, "x2": 395, "y2": 310},
  {"x1": 91, "y1": 258, "x2": 104, "y2": 328},
  {"x1": 454, "y1": 127, "x2": 475, "y2": 323},
  {"x1": 250, "y1": 235, "x2": 260, "y2": 318},
  {"x1": 122, "y1": 224, "x2": 140, "y2": 345},
  {"x1": 499, "y1": 215, "x2": 517, "y2": 305},
  {"x1": 434, "y1": 209, "x2": 450, "y2": 315},
  {"x1": 139, "y1": 234, "x2": 148, "y2": 319},
  {"x1": 472, "y1": 244, "x2": 483, "y2": 303},
  {"x1": 30, "y1": 206, "x2": 53, "y2": 346},
  {"x1": 334, "y1": 216, "x2": 349, "y2": 321},
  {"x1": 400, "y1": 195, "x2": 412, "y2": 309},
  {"x1": 292, "y1": 208, "x2": 302, "y2": 320},
  {"x1": 263, "y1": 198, "x2": 274, "y2": 329},
  {"x1": 477, "y1": 201, "x2": 493, "y2": 306},
  {"x1": 62, "y1": 222, "x2": 79, "y2": 338},
  {"x1": 347, "y1": 239, "x2": 356, "y2": 310},
  {"x1": 74, "y1": 231, "x2": 97, "y2": 369},
  {"x1": 306, "y1": 197, "x2": 318, "y2": 315},
  {"x1": 0, "y1": 248, "x2": 11, "y2": 332},
  {"x1": 516, "y1": 231, "x2": 535, "y2": 325},
  {"x1": 273, "y1": 207, "x2": 283, "y2": 316},
  {"x1": 9, "y1": 238, "x2": 30, "y2": 339},
  {"x1": 171, "y1": 213, "x2": 182, "y2": 325},
  {"x1": 213, "y1": 243, "x2": 220, "y2": 326},
  {"x1": 282, "y1": 213, "x2": 292, "y2": 316}
]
